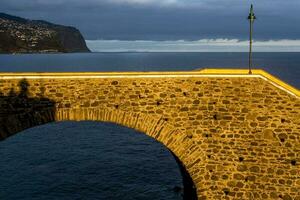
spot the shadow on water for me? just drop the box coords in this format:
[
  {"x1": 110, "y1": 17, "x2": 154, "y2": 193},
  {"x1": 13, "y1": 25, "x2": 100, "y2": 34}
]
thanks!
[
  {"x1": 171, "y1": 152, "x2": 198, "y2": 200},
  {"x1": 0, "y1": 79, "x2": 56, "y2": 140}
]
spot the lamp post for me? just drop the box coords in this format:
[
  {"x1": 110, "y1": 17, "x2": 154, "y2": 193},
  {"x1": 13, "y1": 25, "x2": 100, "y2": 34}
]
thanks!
[{"x1": 248, "y1": 4, "x2": 256, "y2": 74}]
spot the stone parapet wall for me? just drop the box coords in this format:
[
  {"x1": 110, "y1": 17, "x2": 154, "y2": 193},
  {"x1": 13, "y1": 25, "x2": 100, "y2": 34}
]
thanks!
[{"x1": 0, "y1": 70, "x2": 299, "y2": 199}]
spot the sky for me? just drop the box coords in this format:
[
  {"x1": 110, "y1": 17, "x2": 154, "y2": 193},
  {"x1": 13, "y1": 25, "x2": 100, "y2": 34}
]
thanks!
[{"x1": 2, "y1": 0, "x2": 300, "y2": 51}]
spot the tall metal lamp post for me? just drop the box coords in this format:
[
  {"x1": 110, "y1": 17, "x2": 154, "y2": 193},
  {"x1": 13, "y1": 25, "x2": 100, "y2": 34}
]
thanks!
[{"x1": 248, "y1": 4, "x2": 256, "y2": 74}]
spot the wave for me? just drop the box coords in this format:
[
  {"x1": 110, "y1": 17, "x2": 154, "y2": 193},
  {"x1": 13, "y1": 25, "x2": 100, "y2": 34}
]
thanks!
[{"x1": 86, "y1": 39, "x2": 300, "y2": 52}]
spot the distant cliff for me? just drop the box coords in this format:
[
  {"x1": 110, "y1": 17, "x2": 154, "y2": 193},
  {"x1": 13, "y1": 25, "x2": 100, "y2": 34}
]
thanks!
[{"x1": 0, "y1": 13, "x2": 90, "y2": 53}]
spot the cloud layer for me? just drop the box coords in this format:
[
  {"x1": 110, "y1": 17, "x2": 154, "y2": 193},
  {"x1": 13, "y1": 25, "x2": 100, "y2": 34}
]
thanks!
[
  {"x1": 1, "y1": 0, "x2": 300, "y2": 40},
  {"x1": 86, "y1": 39, "x2": 300, "y2": 52}
]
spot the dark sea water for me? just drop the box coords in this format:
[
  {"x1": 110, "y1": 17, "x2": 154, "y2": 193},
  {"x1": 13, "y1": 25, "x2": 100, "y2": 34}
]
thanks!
[
  {"x1": 0, "y1": 122, "x2": 183, "y2": 200},
  {"x1": 0, "y1": 52, "x2": 299, "y2": 200},
  {"x1": 0, "y1": 52, "x2": 299, "y2": 87}
]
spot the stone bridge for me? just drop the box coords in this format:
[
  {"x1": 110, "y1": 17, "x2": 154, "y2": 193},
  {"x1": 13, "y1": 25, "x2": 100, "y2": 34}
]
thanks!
[{"x1": 0, "y1": 69, "x2": 299, "y2": 200}]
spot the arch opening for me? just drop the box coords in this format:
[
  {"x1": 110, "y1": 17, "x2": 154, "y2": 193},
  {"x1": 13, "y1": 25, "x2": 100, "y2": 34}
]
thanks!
[{"x1": 0, "y1": 121, "x2": 197, "y2": 200}]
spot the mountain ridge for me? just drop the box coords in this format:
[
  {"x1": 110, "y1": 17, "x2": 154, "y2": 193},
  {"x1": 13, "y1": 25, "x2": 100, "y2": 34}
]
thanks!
[{"x1": 0, "y1": 13, "x2": 90, "y2": 53}]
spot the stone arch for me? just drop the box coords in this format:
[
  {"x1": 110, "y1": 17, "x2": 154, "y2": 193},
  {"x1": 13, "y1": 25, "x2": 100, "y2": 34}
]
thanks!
[{"x1": 1, "y1": 107, "x2": 203, "y2": 199}]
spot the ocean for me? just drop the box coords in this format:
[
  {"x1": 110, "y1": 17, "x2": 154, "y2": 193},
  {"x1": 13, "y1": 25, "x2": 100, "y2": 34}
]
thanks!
[
  {"x1": 0, "y1": 122, "x2": 183, "y2": 200},
  {"x1": 0, "y1": 52, "x2": 299, "y2": 200}
]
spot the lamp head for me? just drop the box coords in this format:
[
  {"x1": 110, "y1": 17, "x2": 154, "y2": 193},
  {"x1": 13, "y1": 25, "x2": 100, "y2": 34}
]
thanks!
[{"x1": 248, "y1": 4, "x2": 256, "y2": 21}]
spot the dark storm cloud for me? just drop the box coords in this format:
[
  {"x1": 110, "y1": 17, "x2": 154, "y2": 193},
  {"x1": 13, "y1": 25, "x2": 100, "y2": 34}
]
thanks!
[{"x1": 1, "y1": 0, "x2": 300, "y2": 40}]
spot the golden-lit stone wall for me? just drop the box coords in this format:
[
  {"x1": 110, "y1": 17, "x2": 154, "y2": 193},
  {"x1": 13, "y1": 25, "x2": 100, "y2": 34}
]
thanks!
[{"x1": 0, "y1": 70, "x2": 299, "y2": 200}]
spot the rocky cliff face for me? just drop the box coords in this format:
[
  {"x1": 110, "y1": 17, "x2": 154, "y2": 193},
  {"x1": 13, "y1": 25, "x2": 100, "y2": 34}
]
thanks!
[{"x1": 0, "y1": 13, "x2": 90, "y2": 53}]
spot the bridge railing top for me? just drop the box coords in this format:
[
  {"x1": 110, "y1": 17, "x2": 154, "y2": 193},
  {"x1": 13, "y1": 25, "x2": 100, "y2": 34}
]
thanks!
[
  {"x1": 199, "y1": 68, "x2": 300, "y2": 97},
  {"x1": 0, "y1": 69, "x2": 299, "y2": 97}
]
